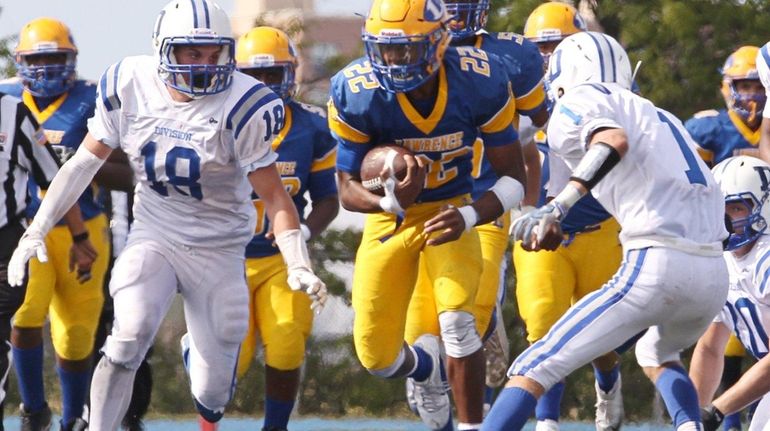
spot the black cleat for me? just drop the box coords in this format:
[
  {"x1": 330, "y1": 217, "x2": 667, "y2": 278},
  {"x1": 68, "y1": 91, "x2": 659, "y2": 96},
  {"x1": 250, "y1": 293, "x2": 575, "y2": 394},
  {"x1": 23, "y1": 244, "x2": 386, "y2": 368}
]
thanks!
[
  {"x1": 59, "y1": 418, "x2": 87, "y2": 431},
  {"x1": 20, "y1": 404, "x2": 52, "y2": 431}
]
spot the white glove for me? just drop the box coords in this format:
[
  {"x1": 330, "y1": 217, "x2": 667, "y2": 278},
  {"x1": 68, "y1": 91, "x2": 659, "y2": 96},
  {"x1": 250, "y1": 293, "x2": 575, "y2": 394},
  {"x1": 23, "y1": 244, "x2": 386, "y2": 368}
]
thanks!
[
  {"x1": 287, "y1": 268, "x2": 327, "y2": 312},
  {"x1": 511, "y1": 202, "x2": 566, "y2": 248},
  {"x1": 8, "y1": 224, "x2": 48, "y2": 287}
]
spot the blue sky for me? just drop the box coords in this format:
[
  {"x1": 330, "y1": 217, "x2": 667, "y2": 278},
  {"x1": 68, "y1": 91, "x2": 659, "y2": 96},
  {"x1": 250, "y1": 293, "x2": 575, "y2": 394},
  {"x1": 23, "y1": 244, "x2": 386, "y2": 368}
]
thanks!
[{"x1": 0, "y1": 0, "x2": 370, "y2": 81}]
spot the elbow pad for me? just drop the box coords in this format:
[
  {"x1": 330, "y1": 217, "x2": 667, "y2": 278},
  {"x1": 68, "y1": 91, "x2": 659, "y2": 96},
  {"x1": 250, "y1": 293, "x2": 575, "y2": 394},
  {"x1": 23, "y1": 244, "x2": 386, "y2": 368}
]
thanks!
[{"x1": 569, "y1": 142, "x2": 621, "y2": 190}]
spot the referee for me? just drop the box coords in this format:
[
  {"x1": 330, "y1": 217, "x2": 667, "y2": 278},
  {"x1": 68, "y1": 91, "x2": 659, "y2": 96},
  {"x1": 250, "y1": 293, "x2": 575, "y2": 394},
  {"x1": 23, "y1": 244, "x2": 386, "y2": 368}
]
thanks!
[{"x1": 0, "y1": 91, "x2": 63, "y2": 430}]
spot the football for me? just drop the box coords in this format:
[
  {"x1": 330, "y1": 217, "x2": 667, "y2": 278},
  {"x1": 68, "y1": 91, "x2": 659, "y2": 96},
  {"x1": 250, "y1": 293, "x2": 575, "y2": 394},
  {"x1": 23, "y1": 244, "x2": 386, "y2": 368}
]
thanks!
[{"x1": 360, "y1": 144, "x2": 414, "y2": 196}]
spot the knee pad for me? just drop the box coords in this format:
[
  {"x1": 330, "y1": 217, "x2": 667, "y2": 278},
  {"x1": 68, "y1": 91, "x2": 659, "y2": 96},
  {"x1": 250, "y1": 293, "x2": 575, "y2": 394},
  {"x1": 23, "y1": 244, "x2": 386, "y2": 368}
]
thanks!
[
  {"x1": 210, "y1": 292, "x2": 249, "y2": 345},
  {"x1": 102, "y1": 335, "x2": 142, "y2": 369},
  {"x1": 367, "y1": 346, "x2": 407, "y2": 379},
  {"x1": 439, "y1": 311, "x2": 482, "y2": 358},
  {"x1": 54, "y1": 324, "x2": 93, "y2": 361}
]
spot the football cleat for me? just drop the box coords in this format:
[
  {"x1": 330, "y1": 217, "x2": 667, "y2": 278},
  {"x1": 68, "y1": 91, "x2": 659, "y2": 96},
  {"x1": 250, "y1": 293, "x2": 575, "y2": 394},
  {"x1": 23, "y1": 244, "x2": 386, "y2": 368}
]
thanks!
[
  {"x1": 20, "y1": 403, "x2": 52, "y2": 431},
  {"x1": 59, "y1": 417, "x2": 88, "y2": 431},
  {"x1": 595, "y1": 376, "x2": 624, "y2": 431},
  {"x1": 409, "y1": 334, "x2": 452, "y2": 430}
]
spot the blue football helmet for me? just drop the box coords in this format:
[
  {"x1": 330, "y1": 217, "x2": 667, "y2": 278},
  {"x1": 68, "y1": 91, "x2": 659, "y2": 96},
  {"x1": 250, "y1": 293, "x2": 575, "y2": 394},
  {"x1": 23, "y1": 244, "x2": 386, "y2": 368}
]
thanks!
[
  {"x1": 152, "y1": 0, "x2": 236, "y2": 97},
  {"x1": 712, "y1": 156, "x2": 770, "y2": 250},
  {"x1": 445, "y1": 0, "x2": 490, "y2": 40}
]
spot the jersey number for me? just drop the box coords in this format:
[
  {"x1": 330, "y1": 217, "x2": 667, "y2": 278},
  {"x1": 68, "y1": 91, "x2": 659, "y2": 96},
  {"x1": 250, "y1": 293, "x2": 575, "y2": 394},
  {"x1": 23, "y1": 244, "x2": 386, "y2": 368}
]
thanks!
[
  {"x1": 344, "y1": 63, "x2": 379, "y2": 94},
  {"x1": 456, "y1": 47, "x2": 490, "y2": 77},
  {"x1": 263, "y1": 104, "x2": 285, "y2": 142},
  {"x1": 416, "y1": 147, "x2": 472, "y2": 189},
  {"x1": 252, "y1": 177, "x2": 301, "y2": 235},
  {"x1": 141, "y1": 141, "x2": 203, "y2": 200},
  {"x1": 729, "y1": 298, "x2": 769, "y2": 358},
  {"x1": 656, "y1": 110, "x2": 707, "y2": 186}
]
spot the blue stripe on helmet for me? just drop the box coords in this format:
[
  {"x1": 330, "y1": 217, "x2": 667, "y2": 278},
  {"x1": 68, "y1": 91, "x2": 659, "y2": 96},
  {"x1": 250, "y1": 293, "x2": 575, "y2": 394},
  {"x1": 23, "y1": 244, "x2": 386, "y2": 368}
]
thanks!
[
  {"x1": 603, "y1": 34, "x2": 617, "y2": 82},
  {"x1": 202, "y1": 0, "x2": 210, "y2": 28},
  {"x1": 586, "y1": 32, "x2": 606, "y2": 82},
  {"x1": 190, "y1": 0, "x2": 199, "y2": 28}
]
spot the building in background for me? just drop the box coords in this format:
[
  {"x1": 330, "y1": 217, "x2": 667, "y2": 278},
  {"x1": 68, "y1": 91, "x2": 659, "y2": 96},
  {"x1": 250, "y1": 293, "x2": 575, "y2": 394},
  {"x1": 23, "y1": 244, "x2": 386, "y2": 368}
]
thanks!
[{"x1": 233, "y1": 0, "x2": 363, "y2": 104}]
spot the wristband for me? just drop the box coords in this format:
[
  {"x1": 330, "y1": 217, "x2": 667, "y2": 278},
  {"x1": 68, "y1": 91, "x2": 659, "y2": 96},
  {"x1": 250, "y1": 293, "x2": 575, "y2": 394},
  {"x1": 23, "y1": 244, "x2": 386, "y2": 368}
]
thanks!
[
  {"x1": 457, "y1": 205, "x2": 479, "y2": 232},
  {"x1": 72, "y1": 231, "x2": 89, "y2": 243}
]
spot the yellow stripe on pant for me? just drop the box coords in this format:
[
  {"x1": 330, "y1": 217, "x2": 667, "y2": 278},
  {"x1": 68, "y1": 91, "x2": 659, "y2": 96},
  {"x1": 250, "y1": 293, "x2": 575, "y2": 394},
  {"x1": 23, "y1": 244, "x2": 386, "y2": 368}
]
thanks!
[
  {"x1": 353, "y1": 195, "x2": 483, "y2": 371},
  {"x1": 15, "y1": 214, "x2": 109, "y2": 360}
]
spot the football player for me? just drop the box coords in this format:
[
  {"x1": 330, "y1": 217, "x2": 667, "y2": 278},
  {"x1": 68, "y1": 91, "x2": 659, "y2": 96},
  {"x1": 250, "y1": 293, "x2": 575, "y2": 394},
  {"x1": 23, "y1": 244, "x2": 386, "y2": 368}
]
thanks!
[
  {"x1": 329, "y1": 0, "x2": 527, "y2": 429},
  {"x1": 513, "y1": 4, "x2": 626, "y2": 430},
  {"x1": 0, "y1": 18, "x2": 133, "y2": 431},
  {"x1": 483, "y1": 32, "x2": 728, "y2": 431},
  {"x1": 690, "y1": 156, "x2": 770, "y2": 431},
  {"x1": 6, "y1": 1, "x2": 326, "y2": 430},
  {"x1": 402, "y1": 0, "x2": 548, "y2": 425},
  {"x1": 686, "y1": 45, "x2": 766, "y2": 431},
  {"x1": 687, "y1": 46, "x2": 765, "y2": 165},
  {"x1": 192, "y1": 26, "x2": 339, "y2": 431}
]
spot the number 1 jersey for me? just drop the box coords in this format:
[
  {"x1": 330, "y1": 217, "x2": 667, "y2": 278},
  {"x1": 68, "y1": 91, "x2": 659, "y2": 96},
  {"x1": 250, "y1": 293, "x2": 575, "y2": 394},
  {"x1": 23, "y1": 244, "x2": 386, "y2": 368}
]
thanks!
[
  {"x1": 547, "y1": 83, "x2": 726, "y2": 249},
  {"x1": 89, "y1": 55, "x2": 281, "y2": 249}
]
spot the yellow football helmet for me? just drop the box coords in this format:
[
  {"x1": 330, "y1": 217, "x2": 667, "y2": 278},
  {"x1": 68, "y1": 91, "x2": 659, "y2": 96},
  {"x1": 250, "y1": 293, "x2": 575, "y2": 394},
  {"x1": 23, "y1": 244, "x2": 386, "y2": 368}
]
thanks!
[
  {"x1": 721, "y1": 46, "x2": 765, "y2": 123},
  {"x1": 236, "y1": 27, "x2": 298, "y2": 100},
  {"x1": 524, "y1": 2, "x2": 587, "y2": 44},
  {"x1": 363, "y1": 0, "x2": 452, "y2": 92},
  {"x1": 15, "y1": 17, "x2": 78, "y2": 97}
]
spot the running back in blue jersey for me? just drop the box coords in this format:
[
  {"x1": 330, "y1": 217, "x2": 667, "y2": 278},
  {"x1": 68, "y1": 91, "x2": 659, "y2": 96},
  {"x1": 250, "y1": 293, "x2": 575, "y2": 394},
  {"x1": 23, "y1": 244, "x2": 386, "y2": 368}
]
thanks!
[
  {"x1": 330, "y1": 47, "x2": 518, "y2": 203},
  {"x1": 245, "y1": 100, "x2": 337, "y2": 258},
  {"x1": 0, "y1": 79, "x2": 101, "y2": 222}
]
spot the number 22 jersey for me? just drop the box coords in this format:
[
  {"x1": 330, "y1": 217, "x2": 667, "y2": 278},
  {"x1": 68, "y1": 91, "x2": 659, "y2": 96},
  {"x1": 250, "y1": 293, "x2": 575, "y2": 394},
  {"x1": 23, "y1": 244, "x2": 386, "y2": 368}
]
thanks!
[
  {"x1": 89, "y1": 55, "x2": 281, "y2": 249},
  {"x1": 329, "y1": 47, "x2": 518, "y2": 203}
]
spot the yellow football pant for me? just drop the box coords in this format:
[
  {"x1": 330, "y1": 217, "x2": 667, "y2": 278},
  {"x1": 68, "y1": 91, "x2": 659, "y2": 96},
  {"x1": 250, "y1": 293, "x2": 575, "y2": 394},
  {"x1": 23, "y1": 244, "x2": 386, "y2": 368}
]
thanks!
[
  {"x1": 404, "y1": 213, "x2": 510, "y2": 344},
  {"x1": 15, "y1": 214, "x2": 109, "y2": 360},
  {"x1": 353, "y1": 195, "x2": 482, "y2": 371},
  {"x1": 238, "y1": 253, "x2": 313, "y2": 376},
  {"x1": 514, "y1": 217, "x2": 622, "y2": 343}
]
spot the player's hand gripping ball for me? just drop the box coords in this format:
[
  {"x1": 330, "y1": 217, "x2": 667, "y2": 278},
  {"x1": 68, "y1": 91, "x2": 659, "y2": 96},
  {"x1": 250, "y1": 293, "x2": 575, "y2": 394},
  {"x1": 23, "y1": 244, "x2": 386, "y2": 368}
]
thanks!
[{"x1": 359, "y1": 144, "x2": 425, "y2": 209}]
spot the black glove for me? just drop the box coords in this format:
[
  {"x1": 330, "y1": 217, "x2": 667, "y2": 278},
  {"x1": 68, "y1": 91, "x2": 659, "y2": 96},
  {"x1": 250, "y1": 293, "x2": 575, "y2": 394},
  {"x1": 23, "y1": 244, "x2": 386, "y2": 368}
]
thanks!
[{"x1": 700, "y1": 405, "x2": 725, "y2": 431}]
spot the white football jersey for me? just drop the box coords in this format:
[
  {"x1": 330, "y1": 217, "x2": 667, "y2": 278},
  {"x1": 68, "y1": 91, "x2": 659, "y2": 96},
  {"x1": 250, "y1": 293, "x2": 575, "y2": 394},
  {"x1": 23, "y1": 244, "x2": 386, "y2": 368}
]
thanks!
[
  {"x1": 717, "y1": 234, "x2": 770, "y2": 359},
  {"x1": 89, "y1": 56, "x2": 281, "y2": 249},
  {"x1": 757, "y1": 42, "x2": 770, "y2": 119},
  {"x1": 547, "y1": 83, "x2": 726, "y2": 251}
]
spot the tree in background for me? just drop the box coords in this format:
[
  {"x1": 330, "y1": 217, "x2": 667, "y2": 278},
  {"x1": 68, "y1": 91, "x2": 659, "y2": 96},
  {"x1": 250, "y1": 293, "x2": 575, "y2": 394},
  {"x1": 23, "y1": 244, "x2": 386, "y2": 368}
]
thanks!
[{"x1": 489, "y1": 0, "x2": 770, "y2": 119}]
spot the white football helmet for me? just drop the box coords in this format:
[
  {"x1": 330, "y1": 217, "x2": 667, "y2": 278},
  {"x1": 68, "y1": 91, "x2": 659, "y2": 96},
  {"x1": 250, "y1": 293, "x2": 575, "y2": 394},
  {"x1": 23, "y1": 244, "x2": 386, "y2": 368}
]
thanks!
[
  {"x1": 712, "y1": 156, "x2": 770, "y2": 250},
  {"x1": 546, "y1": 31, "x2": 632, "y2": 100},
  {"x1": 152, "y1": 0, "x2": 235, "y2": 97}
]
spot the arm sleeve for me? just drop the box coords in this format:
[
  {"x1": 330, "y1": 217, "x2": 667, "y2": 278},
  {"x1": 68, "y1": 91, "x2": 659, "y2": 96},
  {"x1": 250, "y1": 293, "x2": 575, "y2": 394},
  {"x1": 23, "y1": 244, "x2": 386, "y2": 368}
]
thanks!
[
  {"x1": 88, "y1": 61, "x2": 124, "y2": 149},
  {"x1": 13, "y1": 101, "x2": 61, "y2": 188}
]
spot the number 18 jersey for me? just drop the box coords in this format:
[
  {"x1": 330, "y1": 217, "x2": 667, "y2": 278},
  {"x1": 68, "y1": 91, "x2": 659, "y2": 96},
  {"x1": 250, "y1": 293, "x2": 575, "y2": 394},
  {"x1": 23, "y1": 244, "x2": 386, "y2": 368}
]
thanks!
[{"x1": 88, "y1": 56, "x2": 281, "y2": 249}]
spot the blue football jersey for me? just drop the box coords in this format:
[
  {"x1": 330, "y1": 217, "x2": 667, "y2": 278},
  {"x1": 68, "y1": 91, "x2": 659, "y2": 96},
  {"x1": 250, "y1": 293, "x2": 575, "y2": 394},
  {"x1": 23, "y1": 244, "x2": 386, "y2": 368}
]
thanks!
[
  {"x1": 330, "y1": 47, "x2": 518, "y2": 203},
  {"x1": 0, "y1": 79, "x2": 102, "y2": 222},
  {"x1": 245, "y1": 100, "x2": 337, "y2": 258},
  {"x1": 471, "y1": 31, "x2": 547, "y2": 200},
  {"x1": 685, "y1": 108, "x2": 759, "y2": 165}
]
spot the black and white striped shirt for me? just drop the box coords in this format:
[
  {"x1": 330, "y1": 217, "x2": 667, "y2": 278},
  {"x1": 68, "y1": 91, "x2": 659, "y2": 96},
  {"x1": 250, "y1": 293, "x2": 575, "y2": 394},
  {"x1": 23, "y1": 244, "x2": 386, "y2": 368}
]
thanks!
[{"x1": 0, "y1": 92, "x2": 60, "y2": 229}]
